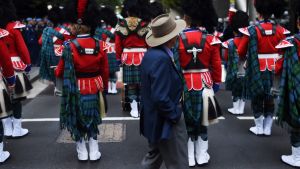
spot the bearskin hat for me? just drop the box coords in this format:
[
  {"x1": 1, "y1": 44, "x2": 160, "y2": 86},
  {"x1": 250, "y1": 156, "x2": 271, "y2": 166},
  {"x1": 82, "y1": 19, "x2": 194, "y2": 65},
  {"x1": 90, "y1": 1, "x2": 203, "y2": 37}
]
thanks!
[
  {"x1": 181, "y1": 0, "x2": 218, "y2": 33},
  {"x1": 47, "y1": 6, "x2": 65, "y2": 27},
  {"x1": 149, "y1": 1, "x2": 166, "y2": 19},
  {"x1": 99, "y1": 6, "x2": 117, "y2": 27},
  {"x1": 0, "y1": 0, "x2": 17, "y2": 28},
  {"x1": 123, "y1": 0, "x2": 151, "y2": 22},
  {"x1": 231, "y1": 10, "x2": 249, "y2": 33},
  {"x1": 254, "y1": 0, "x2": 286, "y2": 19},
  {"x1": 297, "y1": 0, "x2": 300, "y2": 18},
  {"x1": 64, "y1": 0, "x2": 101, "y2": 29}
]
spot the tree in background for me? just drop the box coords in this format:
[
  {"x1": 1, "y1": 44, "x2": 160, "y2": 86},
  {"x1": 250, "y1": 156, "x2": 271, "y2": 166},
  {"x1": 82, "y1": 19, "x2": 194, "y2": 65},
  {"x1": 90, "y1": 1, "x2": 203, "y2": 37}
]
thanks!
[
  {"x1": 12, "y1": 0, "x2": 122, "y2": 18},
  {"x1": 161, "y1": 0, "x2": 181, "y2": 12}
]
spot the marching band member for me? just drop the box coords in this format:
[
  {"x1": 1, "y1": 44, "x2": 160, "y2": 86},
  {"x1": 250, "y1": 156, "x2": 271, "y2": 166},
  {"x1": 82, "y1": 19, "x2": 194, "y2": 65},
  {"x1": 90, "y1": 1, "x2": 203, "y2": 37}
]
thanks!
[
  {"x1": 55, "y1": 0, "x2": 109, "y2": 161},
  {"x1": 176, "y1": 0, "x2": 222, "y2": 166},
  {"x1": 95, "y1": 7, "x2": 119, "y2": 94},
  {"x1": 237, "y1": 0, "x2": 289, "y2": 136},
  {"x1": 276, "y1": 4, "x2": 300, "y2": 167},
  {"x1": 39, "y1": 6, "x2": 73, "y2": 96},
  {"x1": 0, "y1": 0, "x2": 32, "y2": 138},
  {"x1": 0, "y1": 28, "x2": 15, "y2": 163},
  {"x1": 223, "y1": 10, "x2": 249, "y2": 115},
  {"x1": 115, "y1": 0, "x2": 151, "y2": 117}
]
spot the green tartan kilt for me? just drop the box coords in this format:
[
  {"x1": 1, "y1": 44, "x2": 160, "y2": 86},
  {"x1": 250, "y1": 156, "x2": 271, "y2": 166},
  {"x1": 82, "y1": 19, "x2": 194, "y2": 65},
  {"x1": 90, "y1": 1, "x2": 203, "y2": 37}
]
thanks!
[
  {"x1": 183, "y1": 90, "x2": 204, "y2": 137},
  {"x1": 231, "y1": 77, "x2": 246, "y2": 99},
  {"x1": 77, "y1": 94, "x2": 102, "y2": 140},
  {"x1": 261, "y1": 70, "x2": 273, "y2": 95},
  {"x1": 245, "y1": 70, "x2": 273, "y2": 99},
  {"x1": 123, "y1": 65, "x2": 141, "y2": 84},
  {"x1": 108, "y1": 53, "x2": 120, "y2": 73}
]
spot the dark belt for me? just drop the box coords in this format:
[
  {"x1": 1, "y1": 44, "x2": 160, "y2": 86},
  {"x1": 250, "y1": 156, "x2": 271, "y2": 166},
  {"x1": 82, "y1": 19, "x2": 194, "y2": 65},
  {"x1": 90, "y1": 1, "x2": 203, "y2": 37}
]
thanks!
[{"x1": 76, "y1": 72, "x2": 101, "y2": 78}]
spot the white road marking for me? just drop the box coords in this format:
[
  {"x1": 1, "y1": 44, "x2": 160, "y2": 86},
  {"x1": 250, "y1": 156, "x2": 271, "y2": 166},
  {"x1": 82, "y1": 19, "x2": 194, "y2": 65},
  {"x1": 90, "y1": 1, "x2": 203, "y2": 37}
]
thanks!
[
  {"x1": 27, "y1": 80, "x2": 50, "y2": 99},
  {"x1": 22, "y1": 116, "x2": 226, "y2": 122},
  {"x1": 237, "y1": 116, "x2": 276, "y2": 120}
]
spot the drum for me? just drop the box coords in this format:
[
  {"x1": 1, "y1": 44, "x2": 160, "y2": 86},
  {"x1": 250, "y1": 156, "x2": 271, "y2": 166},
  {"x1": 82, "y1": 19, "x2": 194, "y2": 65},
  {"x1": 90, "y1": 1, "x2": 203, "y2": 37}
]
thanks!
[
  {"x1": 12, "y1": 71, "x2": 33, "y2": 100},
  {"x1": 0, "y1": 78, "x2": 13, "y2": 119}
]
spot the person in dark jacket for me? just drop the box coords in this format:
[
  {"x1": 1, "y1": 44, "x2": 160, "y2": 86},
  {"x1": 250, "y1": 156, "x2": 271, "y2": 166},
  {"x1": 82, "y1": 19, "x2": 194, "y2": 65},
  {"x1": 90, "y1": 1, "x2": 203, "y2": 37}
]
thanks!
[{"x1": 140, "y1": 14, "x2": 188, "y2": 169}]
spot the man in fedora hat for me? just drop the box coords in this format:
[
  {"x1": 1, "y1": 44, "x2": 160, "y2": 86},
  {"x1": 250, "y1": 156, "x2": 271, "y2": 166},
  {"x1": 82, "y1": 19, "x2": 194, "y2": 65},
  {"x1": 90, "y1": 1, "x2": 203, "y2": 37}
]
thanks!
[{"x1": 140, "y1": 14, "x2": 188, "y2": 169}]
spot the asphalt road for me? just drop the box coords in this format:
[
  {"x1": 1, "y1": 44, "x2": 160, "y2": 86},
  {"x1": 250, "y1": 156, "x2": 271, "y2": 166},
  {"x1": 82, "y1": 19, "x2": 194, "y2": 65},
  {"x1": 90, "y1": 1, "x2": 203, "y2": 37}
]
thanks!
[{"x1": 0, "y1": 84, "x2": 295, "y2": 169}]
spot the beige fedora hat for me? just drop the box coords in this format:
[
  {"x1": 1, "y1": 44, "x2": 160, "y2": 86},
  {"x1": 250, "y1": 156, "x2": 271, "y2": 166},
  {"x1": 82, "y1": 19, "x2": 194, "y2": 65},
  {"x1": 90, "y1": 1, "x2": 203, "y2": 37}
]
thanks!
[{"x1": 146, "y1": 14, "x2": 186, "y2": 47}]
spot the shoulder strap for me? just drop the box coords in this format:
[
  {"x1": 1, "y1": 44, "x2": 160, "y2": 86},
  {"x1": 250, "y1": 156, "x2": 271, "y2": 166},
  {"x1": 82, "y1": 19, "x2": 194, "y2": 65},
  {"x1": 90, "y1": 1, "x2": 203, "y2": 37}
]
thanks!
[
  {"x1": 256, "y1": 23, "x2": 276, "y2": 36},
  {"x1": 180, "y1": 32, "x2": 192, "y2": 49},
  {"x1": 72, "y1": 38, "x2": 100, "y2": 55},
  {"x1": 199, "y1": 33, "x2": 207, "y2": 49},
  {"x1": 180, "y1": 31, "x2": 207, "y2": 50}
]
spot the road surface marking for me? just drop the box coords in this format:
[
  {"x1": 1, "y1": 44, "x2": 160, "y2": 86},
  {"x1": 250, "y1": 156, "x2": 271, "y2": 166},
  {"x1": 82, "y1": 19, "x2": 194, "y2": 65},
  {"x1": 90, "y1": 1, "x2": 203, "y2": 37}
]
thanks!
[
  {"x1": 22, "y1": 116, "x2": 226, "y2": 122},
  {"x1": 237, "y1": 116, "x2": 276, "y2": 120}
]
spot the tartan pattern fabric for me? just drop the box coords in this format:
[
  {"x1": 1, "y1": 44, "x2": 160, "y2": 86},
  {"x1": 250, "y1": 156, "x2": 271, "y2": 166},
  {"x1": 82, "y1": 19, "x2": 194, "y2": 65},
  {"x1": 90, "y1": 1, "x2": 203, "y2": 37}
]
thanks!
[
  {"x1": 60, "y1": 44, "x2": 102, "y2": 141},
  {"x1": 108, "y1": 53, "x2": 120, "y2": 73},
  {"x1": 184, "y1": 90, "x2": 205, "y2": 138},
  {"x1": 39, "y1": 27, "x2": 64, "y2": 82},
  {"x1": 231, "y1": 77, "x2": 246, "y2": 99},
  {"x1": 277, "y1": 37, "x2": 300, "y2": 129},
  {"x1": 251, "y1": 93, "x2": 274, "y2": 118},
  {"x1": 244, "y1": 26, "x2": 265, "y2": 99},
  {"x1": 225, "y1": 39, "x2": 246, "y2": 99},
  {"x1": 225, "y1": 39, "x2": 239, "y2": 91},
  {"x1": 94, "y1": 27, "x2": 115, "y2": 41},
  {"x1": 123, "y1": 65, "x2": 141, "y2": 84},
  {"x1": 79, "y1": 94, "x2": 102, "y2": 140}
]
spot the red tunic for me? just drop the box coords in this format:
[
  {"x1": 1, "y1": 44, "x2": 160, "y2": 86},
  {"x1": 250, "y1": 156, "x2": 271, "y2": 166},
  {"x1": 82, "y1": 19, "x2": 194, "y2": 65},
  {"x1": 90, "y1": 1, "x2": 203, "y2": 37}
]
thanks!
[
  {"x1": 223, "y1": 37, "x2": 242, "y2": 62},
  {"x1": 179, "y1": 29, "x2": 222, "y2": 91},
  {"x1": 55, "y1": 35, "x2": 109, "y2": 94},
  {"x1": 115, "y1": 34, "x2": 147, "y2": 61},
  {"x1": 4, "y1": 21, "x2": 31, "y2": 70},
  {"x1": 114, "y1": 17, "x2": 148, "y2": 64},
  {"x1": 238, "y1": 22, "x2": 288, "y2": 72},
  {"x1": 0, "y1": 29, "x2": 15, "y2": 79}
]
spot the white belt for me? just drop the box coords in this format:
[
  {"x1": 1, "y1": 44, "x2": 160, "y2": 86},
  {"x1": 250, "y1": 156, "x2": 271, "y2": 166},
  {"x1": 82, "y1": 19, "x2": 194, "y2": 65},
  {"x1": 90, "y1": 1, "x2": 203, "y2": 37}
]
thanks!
[
  {"x1": 182, "y1": 69, "x2": 209, "y2": 73},
  {"x1": 123, "y1": 48, "x2": 147, "y2": 53},
  {"x1": 258, "y1": 53, "x2": 279, "y2": 59}
]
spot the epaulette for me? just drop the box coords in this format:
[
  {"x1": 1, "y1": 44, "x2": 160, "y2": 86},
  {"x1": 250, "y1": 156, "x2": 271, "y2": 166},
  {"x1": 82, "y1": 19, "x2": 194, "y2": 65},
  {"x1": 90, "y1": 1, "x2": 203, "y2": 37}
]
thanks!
[
  {"x1": 214, "y1": 31, "x2": 223, "y2": 38},
  {"x1": 115, "y1": 17, "x2": 149, "y2": 37},
  {"x1": 222, "y1": 39, "x2": 232, "y2": 49},
  {"x1": 115, "y1": 19, "x2": 128, "y2": 36},
  {"x1": 210, "y1": 36, "x2": 222, "y2": 45},
  {"x1": 59, "y1": 27, "x2": 71, "y2": 35},
  {"x1": 13, "y1": 21, "x2": 26, "y2": 29},
  {"x1": 282, "y1": 27, "x2": 291, "y2": 35},
  {"x1": 137, "y1": 21, "x2": 149, "y2": 37},
  {"x1": 275, "y1": 39, "x2": 294, "y2": 49},
  {"x1": 0, "y1": 29, "x2": 9, "y2": 38},
  {"x1": 238, "y1": 27, "x2": 250, "y2": 36}
]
